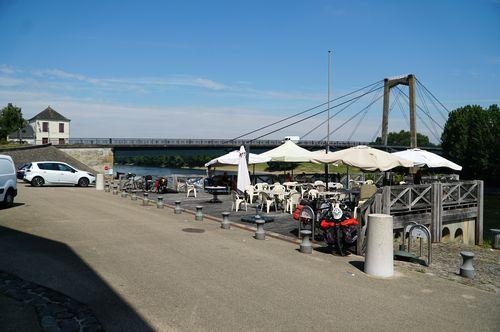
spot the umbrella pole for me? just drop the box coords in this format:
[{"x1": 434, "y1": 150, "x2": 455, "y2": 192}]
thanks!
[
  {"x1": 253, "y1": 164, "x2": 256, "y2": 185},
  {"x1": 324, "y1": 163, "x2": 329, "y2": 189}
]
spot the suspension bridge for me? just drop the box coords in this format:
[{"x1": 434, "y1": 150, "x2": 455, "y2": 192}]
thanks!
[{"x1": 66, "y1": 74, "x2": 448, "y2": 152}]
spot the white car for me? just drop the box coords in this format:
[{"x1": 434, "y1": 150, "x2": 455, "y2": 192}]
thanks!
[
  {"x1": 24, "y1": 161, "x2": 95, "y2": 187},
  {"x1": 0, "y1": 155, "x2": 17, "y2": 207}
]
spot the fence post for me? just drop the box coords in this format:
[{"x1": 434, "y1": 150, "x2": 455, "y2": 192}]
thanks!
[
  {"x1": 476, "y1": 180, "x2": 484, "y2": 245},
  {"x1": 374, "y1": 193, "x2": 382, "y2": 214},
  {"x1": 431, "y1": 182, "x2": 442, "y2": 242},
  {"x1": 382, "y1": 186, "x2": 391, "y2": 215}
]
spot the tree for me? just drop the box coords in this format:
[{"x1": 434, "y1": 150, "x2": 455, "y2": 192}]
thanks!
[
  {"x1": 441, "y1": 104, "x2": 499, "y2": 184},
  {"x1": 0, "y1": 103, "x2": 25, "y2": 140},
  {"x1": 372, "y1": 130, "x2": 434, "y2": 147}
]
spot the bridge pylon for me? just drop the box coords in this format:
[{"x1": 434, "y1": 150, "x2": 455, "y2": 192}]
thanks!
[{"x1": 381, "y1": 74, "x2": 417, "y2": 148}]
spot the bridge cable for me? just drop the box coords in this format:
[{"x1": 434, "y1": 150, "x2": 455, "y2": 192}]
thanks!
[
  {"x1": 347, "y1": 88, "x2": 383, "y2": 141},
  {"x1": 416, "y1": 83, "x2": 441, "y2": 138},
  {"x1": 396, "y1": 88, "x2": 442, "y2": 142},
  {"x1": 415, "y1": 78, "x2": 450, "y2": 113},
  {"x1": 320, "y1": 90, "x2": 384, "y2": 141},
  {"x1": 301, "y1": 82, "x2": 383, "y2": 139},
  {"x1": 369, "y1": 89, "x2": 399, "y2": 142},
  {"x1": 416, "y1": 80, "x2": 448, "y2": 122},
  {"x1": 393, "y1": 88, "x2": 411, "y2": 128},
  {"x1": 395, "y1": 87, "x2": 444, "y2": 130},
  {"x1": 247, "y1": 84, "x2": 385, "y2": 142},
  {"x1": 226, "y1": 80, "x2": 384, "y2": 143}
]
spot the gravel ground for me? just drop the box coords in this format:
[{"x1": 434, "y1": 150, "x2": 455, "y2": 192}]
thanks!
[{"x1": 394, "y1": 241, "x2": 500, "y2": 293}]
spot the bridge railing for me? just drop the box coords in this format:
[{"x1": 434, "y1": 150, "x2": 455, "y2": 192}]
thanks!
[{"x1": 67, "y1": 138, "x2": 370, "y2": 147}]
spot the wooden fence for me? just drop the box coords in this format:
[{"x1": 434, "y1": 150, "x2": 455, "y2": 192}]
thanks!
[{"x1": 356, "y1": 180, "x2": 484, "y2": 254}]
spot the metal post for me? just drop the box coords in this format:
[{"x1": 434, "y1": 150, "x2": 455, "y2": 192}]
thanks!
[
  {"x1": 299, "y1": 230, "x2": 312, "y2": 254},
  {"x1": 157, "y1": 196, "x2": 164, "y2": 209},
  {"x1": 174, "y1": 201, "x2": 182, "y2": 214},
  {"x1": 254, "y1": 217, "x2": 266, "y2": 240},
  {"x1": 195, "y1": 206, "x2": 203, "y2": 221},
  {"x1": 431, "y1": 182, "x2": 442, "y2": 242},
  {"x1": 382, "y1": 186, "x2": 391, "y2": 214},
  {"x1": 324, "y1": 50, "x2": 332, "y2": 187},
  {"x1": 142, "y1": 192, "x2": 149, "y2": 206},
  {"x1": 221, "y1": 212, "x2": 230, "y2": 229},
  {"x1": 459, "y1": 251, "x2": 475, "y2": 279},
  {"x1": 476, "y1": 180, "x2": 484, "y2": 245}
]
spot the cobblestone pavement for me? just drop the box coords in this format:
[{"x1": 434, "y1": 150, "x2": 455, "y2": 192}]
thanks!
[{"x1": 0, "y1": 271, "x2": 103, "y2": 332}]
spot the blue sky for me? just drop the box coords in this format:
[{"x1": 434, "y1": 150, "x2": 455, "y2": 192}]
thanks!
[{"x1": 0, "y1": 0, "x2": 498, "y2": 141}]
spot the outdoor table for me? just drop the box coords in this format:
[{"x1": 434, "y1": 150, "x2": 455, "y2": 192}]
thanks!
[{"x1": 205, "y1": 186, "x2": 227, "y2": 203}]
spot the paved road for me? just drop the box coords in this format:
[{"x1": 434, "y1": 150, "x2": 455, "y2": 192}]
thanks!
[{"x1": 0, "y1": 185, "x2": 498, "y2": 331}]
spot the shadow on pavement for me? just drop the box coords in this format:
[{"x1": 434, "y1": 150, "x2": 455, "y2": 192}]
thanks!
[
  {"x1": 0, "y1": 203, "x2": 25, "y2": 210},
  {"x1": 0, "y1": 225, "x2": 154, "y2": 332},
  {"x1": 349, "y1": 260, "x2": 365, "y2": 272}
]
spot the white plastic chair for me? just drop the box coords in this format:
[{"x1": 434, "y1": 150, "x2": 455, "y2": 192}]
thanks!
[
  {"x1": 308, "y1": 189, "x2": 319, "y2": 200},
  {"x1": 260, "y1": 192, "x2": 277, "y2": 213},
  {"x1": 231, "y1": 190, "x2": 247, "y2": 212},
  {"x1": 286, "y1": 192, "x2": 302, "y2": 214},
  {"x1": 245, "y1": 185, "x2": 259, "y2": 204},
  {"x1": 186, "y1": 184, "x2": 197, "y2": 198}
]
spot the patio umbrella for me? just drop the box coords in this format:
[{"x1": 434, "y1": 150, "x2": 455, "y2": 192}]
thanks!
[
  {"x1": 260, "y1": 140, "x2": 315, "y2": 162},
  {"x1": 237, "y1": 146, "x2": 251, "y2": 193},
  {"x1": 392, "y1": 148, "x2": 462, "y2": 171},
  {"x1": 205, "y1": 150, "x2": 271, "y2": 167},
  {"x1": 311, "y1": 145, "x2": 415, "y2": 171}
]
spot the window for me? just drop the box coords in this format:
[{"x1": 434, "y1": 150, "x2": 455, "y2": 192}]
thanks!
[
  {"x1": 59, "y1": 123, "x2": 64, "y2": 133},
  {"x1": 38, "y1": 163, "x2": 58, "y2": 170},
  {"x1": 42, "y1": 122, "x2": 49, "y2": 132},
  {"x1": 42, "y1": 137, "x2": 48, "y2": 144},
  {"x1": 57, "y1": 163, "x2": 74, "y2": 172}
]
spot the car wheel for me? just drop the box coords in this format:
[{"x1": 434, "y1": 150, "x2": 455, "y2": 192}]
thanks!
[
  {"x1": 78, "y1": 177, "x2": 90, "y2": 187},
  {"x1": 3, "y1": 190, "x2": 14, "y2": 208},
  {"x1": 31, "y1": 176, "x2": 44, "y2": 187}
]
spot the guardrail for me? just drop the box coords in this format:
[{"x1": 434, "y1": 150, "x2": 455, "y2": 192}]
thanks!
[{"x1": 67, "y1": 138, "x2": 369, "y2": 147}]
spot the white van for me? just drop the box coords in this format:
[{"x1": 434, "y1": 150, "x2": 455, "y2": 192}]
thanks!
[{"x1": 0, "y1": 155, "x2": 17, "y2": 207}]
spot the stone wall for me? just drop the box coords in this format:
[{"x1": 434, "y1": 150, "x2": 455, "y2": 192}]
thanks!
[
  {"x1": 59, "y1": 147, "x2": 113, "y2": 173},
  {"x1": 0, "y1": 145, "x2": 95, "y2": 173}
]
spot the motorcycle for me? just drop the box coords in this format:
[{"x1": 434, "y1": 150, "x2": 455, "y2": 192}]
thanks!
[
  {"x1": 319, "y1": 202, "x2": 359, "y2": 256},
  {"x1": 156, "y1": 177, "x2": 168, "y2": 194}
]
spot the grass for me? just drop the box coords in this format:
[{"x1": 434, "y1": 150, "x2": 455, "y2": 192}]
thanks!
[{"x1": 0, "y1": 142, "x2": 32, "y2": 150}]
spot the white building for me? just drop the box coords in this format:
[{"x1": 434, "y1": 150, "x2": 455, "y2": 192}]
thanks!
[{"x1": 7, "y1": 106, "x2": 71, "y2": 145}]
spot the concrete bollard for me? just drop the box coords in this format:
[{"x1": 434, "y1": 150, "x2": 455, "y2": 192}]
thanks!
[
  {"x1": 142, "y1": 192, "x2": 149, "y2": 206},
  {"x1": 364, "y1": 214, "x2": 394, "y2": 278},
  {"x1": 131, "y1": 190, "x2": 137, "y2": 201},
  {"x1": 96, "y1": 174, "x2": 104, "y2": 191},
  {"x1": 112, "y1": 185, "x2": 118, "y2": 195},
  {"x1": 299, "y1": 230, "x2": 313, "y2": 254},
  {"x1": 104, "y1": 182, "x2": 110, "y2": 192},
  {"x1": 174, "y1": 201, "x2": 182, "y2": 214},
  {"x1": 157, "y1": 196, "x2": 164, "y2": 209},
  {"x1": 195, "y1": 206, "x2": 203, "y2": 221},
  {"x1": 459, "y1": 251, "x2": 475, "y2": 279},
  {"x1": 221, "y1": 212, "x2": 231, "y2": 229},
  {"x1": 490, "y1": 229, "x2": 500, "y2": 249},
  {"x1": 254, "y1": 217, "x2": 266, "y2": 240},
  {"x1": 121, "y1": 190, "x2": 128, "y2": 198}
]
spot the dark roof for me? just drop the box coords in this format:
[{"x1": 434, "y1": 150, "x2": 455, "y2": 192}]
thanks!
[
  {"x1": 7, "y1": 125, "x2": 35, "y2": 139},
  {"x1": 29, "y1": 106, "x2": 70, "y2": 122}
]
